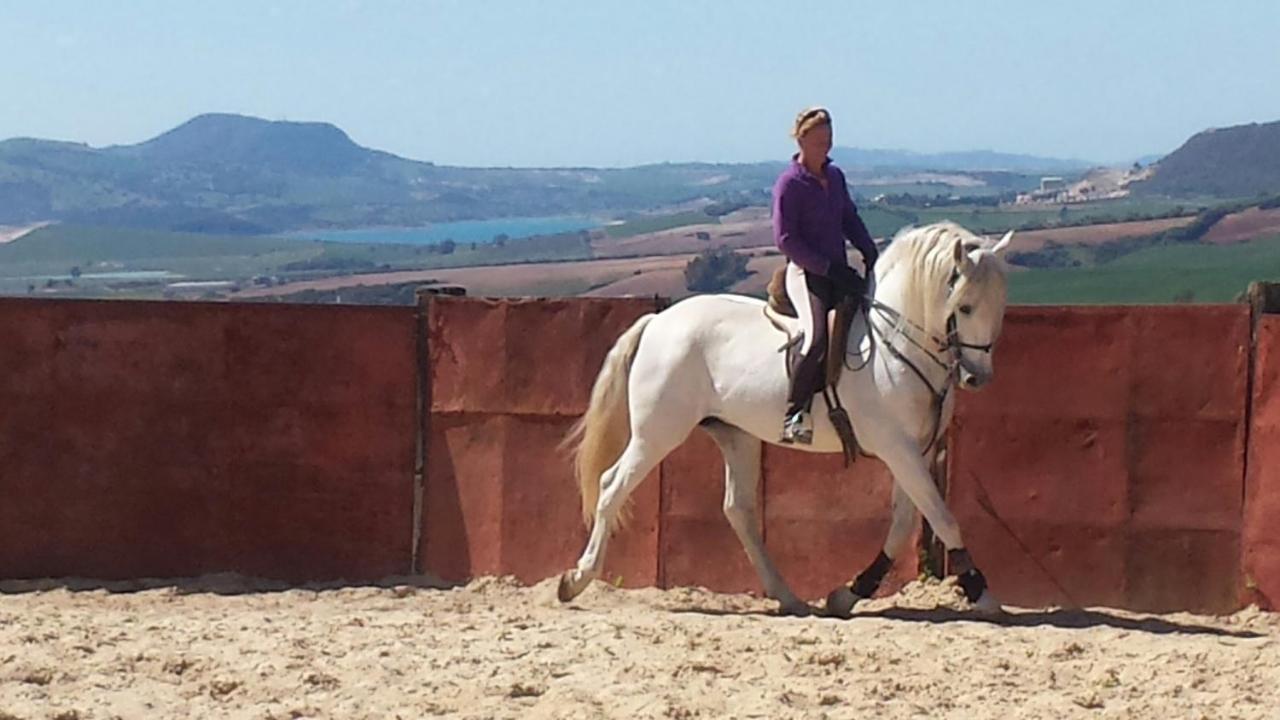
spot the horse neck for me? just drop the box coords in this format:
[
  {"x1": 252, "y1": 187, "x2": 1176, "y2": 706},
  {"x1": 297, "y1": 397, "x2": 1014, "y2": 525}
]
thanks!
[
  {"x1": 872, "y1": 263, "x2": 950, "y2": 343},
  {"x1": 867, "y1": 261, "x2": 958, "y2": 395}
]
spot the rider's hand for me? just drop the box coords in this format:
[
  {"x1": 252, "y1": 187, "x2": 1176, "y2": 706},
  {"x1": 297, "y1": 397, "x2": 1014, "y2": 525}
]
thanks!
[{"x1": 861, "y1": 249, "x2": 878, "y2": 274}]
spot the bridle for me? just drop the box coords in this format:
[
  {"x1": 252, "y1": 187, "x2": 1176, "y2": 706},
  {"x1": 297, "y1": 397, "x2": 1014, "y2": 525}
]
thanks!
[{"x1": 848, "y1": 267, "x2": 995, "y2": 457}]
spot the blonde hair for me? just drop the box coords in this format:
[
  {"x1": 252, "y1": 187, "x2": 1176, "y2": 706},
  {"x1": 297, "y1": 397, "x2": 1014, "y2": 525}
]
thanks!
[{"x1": 792, "y1": 106, "x2": 831, "y2": 138}]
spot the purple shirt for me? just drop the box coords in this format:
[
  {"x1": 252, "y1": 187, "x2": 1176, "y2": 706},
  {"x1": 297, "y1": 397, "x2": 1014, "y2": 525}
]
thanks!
[{"x1": 771, "y1": 157, "x2": 878, "y2": 276}]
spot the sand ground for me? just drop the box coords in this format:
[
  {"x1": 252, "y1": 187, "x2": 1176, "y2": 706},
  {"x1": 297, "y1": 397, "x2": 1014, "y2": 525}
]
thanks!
[{"x1": 1, "y1": 574, "x2": 1276, "y2": 719}]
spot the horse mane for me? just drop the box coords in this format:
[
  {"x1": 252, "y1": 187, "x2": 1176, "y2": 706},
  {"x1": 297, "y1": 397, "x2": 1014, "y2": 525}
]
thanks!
[{"x1": 876, "y1": 221, "x2": 1008, "y2": 335}]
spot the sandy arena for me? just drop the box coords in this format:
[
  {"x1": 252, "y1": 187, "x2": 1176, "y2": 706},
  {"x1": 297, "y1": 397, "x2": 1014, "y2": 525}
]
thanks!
[{"x1": 1, "y1": 574, "x2": 1276, "y2": 719}]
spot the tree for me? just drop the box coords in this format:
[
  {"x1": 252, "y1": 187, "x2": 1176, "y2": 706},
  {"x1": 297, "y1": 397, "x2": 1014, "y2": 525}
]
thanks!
[
  {"x1": 438, "y1": 239, "x2": 456, "y2": 255},
  {"x1": 684, "y1": 246, "x2": 750, "y2": 292}
]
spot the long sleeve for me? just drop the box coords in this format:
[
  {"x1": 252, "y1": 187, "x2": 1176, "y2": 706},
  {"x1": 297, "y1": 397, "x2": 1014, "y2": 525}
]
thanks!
[
  {"x1": 840, "y1": 176, "x2": 878, "y2": 266},
  {"x1": 773, "y1": 180, "x2": 831, "y2": 276}
]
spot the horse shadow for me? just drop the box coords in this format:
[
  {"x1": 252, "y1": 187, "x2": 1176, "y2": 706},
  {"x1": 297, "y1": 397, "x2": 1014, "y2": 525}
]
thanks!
[
  {"x1": 669, "y1": 603, "x2": 1267, "y2": 639},
  {"x1": 856, "y1": 605, "x2": 1266, "y2": 639}
]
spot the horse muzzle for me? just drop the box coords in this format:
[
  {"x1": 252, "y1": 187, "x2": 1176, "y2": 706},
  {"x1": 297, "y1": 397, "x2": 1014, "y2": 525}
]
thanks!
[{"x1": 959, "y1": 367, "x2": 991, "y2": 389}]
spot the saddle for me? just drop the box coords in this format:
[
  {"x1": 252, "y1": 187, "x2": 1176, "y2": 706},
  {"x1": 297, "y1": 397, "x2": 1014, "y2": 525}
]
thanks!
[
  {"x1": 766, "y1": 265, "x2": 867, "y2": 465},
  {"x1": 767, "y1": 265, "x2": 860, "y2": 389}
]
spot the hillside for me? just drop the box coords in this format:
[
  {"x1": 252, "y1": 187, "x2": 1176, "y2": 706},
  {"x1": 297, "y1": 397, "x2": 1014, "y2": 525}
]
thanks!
[
  {"x1": 11, "y1": 111, "x2": 1271, "y2": 241},
  {"x1": 0, "y1": 113, "x2": 1074, "y2": 234},
  {"x1": 1133, "y1": 120, "x2": 1280, "y2": 198},
  {"x1": 0, "y1": 114, "x2": 783, "y2": 232}
]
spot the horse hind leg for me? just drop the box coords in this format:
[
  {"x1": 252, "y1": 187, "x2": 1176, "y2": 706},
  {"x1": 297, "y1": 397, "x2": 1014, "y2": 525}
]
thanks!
[
  {"x1": 703, "y1": 421, "x2": 809, "y2": 616},
  {"x1": 558, "y1": 438, "x2": 665, "y2": 602}
]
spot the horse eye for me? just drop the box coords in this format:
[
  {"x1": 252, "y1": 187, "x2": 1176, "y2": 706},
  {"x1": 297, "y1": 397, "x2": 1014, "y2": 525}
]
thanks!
[{"x1": 959, "y1": 304, "x2": 973, "y2": 315}]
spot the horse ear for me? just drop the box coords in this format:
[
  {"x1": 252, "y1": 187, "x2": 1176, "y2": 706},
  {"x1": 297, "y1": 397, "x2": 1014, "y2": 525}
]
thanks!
[
  {"x1": 992, "y1": 230, "x2": 1014, "y2": 257},
  {"x1": 954, "y1": 237, "x2": 977, "y2": 274}
]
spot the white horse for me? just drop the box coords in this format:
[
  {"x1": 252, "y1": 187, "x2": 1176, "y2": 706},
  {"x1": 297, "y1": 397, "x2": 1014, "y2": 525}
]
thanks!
[{"x1": 557, "y1": 221, "x2": 1014, "y2": 616}]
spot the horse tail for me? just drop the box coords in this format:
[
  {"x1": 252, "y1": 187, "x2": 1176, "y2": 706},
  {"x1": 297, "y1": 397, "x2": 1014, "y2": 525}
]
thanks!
[{"x1": 562, "y1": 313, "x2": 655, "y2": 530}]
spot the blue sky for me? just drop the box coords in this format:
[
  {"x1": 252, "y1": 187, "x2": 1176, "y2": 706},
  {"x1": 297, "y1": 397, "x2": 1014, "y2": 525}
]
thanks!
[{"x1": 3, "y1": 0, "x2": 1277, "y2": 167}]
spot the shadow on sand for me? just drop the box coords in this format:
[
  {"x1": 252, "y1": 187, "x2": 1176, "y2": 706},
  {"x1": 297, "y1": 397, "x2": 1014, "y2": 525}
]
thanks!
[{"x1": 668, "y1": 602, "x2": 1266, "y2": 639}]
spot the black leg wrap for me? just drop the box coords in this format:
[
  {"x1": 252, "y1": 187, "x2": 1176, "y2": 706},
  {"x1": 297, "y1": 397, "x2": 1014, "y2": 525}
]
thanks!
[
  {"x1": 850, "y1": 551, "x2": 893, "y2": 598},
  {"x1": 957, "y1": 568, "x2": 988, "y2": 603},
  {"x1": 947, "y1": 548, "x2": 987, "y2": 603}
]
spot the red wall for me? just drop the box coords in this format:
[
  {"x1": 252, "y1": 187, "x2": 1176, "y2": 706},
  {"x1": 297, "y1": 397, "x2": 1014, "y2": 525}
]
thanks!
[
  {"x1": 1244, "y1": 316, "x2": 1280, "y2": 609},
  {"x1": 0, "y1": 298, "x2": 417, "y2": 582},
  {"x1": 0, "y1": 295, "x2": 1274, "y2": 614},
  {"x1": 947, "y1": 306, "x2": 1250, "y2": 613},
  {"x1": 421, "y1": 296, "x2": 662, "y2": 588}
]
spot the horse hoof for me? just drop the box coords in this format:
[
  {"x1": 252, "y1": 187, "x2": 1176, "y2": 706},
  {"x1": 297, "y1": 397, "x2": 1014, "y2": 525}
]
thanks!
[
  {"x1": 557, "y1": 571, "x2": 587, "y2": 603},
  {"x1": 823, "y1": 586, "x2": 859, "y2": 619},
  {"x1": 971, "y1": 590, "x2": 1004, "y2": 615}
]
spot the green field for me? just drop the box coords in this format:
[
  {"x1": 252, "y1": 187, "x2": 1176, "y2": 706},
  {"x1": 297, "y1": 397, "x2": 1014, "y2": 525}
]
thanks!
[
  {"x1": 903, "y1": 197, "x2": 1204, "y2": 234},
  {"x1": 0, "y1": 224, "x2": 311, "y2": 264},
  {"x1": 298, "y1": 230, "x2": 592, "y2": 269},
  {"x1": 1010, "y1": 234, "x2": 1280, "y2": 304},
  {"x1": 857, "y1": 182, "x2": 1013, "y2": 198},
  {"x1": 0, "y1": 225, "x2": 318, "y2": 294},
  {"x1": 577, "y1": 199, "x2": 1200, "y2": 244},
  {"x1": 603, "y1": 211, "x2": 720, "y2": 238},
  {"x1": 849, "y1": 195, "x2": 1239, "y2": 241},
  {"x1": 0, "y1": 223, "x2": 593, "y2": 296}
]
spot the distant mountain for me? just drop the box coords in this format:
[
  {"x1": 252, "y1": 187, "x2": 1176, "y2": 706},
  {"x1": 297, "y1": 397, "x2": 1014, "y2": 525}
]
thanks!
[
  {"x1": 0, "y1": 113, "x2": 787, "y2": 232},
  {"x1": 1131, "y1": 120, "x2": 1280, "y2": 198},
  {"x1": 830, "y1": 147, "x2": 1094, "y2": 173},
  {"x1": 117, "y1": 113, "x2": 376, "y2": 175},
  {"x1": 0, "y1": 113, "x2": 1091, "y2": 234}
]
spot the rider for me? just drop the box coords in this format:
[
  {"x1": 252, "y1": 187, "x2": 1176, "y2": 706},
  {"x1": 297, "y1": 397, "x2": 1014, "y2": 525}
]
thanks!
[{"x1": 772, "y1": 106, "x2": 879, "y2": 445}]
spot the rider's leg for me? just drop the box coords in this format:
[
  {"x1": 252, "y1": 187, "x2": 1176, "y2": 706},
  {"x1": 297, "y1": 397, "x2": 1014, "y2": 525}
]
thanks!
[{"x1": 783, "y1": 263, "x2": 833, "y2": 444}]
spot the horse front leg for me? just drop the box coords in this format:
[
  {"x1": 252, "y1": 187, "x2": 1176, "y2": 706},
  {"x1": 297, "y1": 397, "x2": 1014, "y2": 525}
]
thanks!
[
  {"x1": 824, "y1": 482, "x2": 916, "y2": 617},
  {"x1": 847, "y1": 434, "x2": 1000, "y2": 614}
]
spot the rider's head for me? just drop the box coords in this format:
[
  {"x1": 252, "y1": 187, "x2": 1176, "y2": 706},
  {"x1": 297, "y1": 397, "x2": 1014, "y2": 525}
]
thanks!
[{"x1": 792, "y1": 106, "x2": 833, "y2": 160}]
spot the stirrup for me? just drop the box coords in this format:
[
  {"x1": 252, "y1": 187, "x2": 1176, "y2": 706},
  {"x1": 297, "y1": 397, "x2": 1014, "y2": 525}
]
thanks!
[{"x1": 780, "y1": 411, "x2": 813, "y2": 445}]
